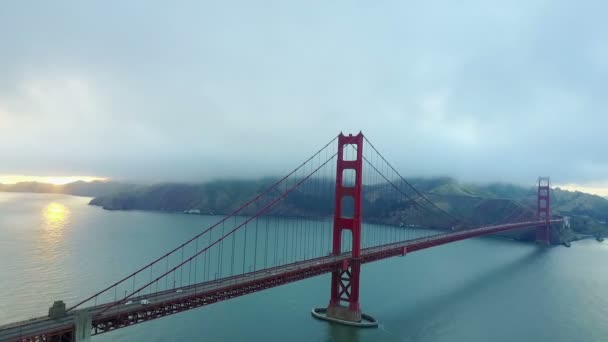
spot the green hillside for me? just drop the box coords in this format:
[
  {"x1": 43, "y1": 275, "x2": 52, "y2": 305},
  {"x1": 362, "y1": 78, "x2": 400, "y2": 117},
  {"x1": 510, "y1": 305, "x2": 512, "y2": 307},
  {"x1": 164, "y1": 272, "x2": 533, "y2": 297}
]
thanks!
[{"x1": 3, "y1": 177, "x2": 607, "y2": 244}]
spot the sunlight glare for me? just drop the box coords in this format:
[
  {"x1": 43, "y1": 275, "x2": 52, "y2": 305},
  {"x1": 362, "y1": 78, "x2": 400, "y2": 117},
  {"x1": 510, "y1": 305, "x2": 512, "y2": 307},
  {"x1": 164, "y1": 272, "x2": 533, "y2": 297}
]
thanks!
[
  {"x1": 555, "y1": 184, "x2": 608, "y2": 197},
  {"x1": 0, "y1": 174, "x2": 107, "y2": 185},
  {"x1": 44, "y1": 202, "x2": 69, "y2": 229}
]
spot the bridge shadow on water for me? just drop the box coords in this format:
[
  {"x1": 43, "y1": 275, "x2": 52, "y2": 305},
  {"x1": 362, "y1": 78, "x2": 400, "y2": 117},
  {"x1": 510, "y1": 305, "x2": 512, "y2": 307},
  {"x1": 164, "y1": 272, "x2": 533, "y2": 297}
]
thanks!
[
  {"x1": 385, "y1": 245, "x2": 550, "y2": 341},
  {"x1": 319, "y1": 245, "x2": 549, "y2": 342}
]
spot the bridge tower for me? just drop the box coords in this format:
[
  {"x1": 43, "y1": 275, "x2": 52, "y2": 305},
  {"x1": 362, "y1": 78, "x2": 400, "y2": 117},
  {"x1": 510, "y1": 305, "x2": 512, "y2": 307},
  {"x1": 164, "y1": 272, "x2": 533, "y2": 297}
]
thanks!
[
  {"x1": 536, "y1": 177, "x2": 551, "y2": 244},
  {"x1": 326, "y1": 132, "x2": 364, "y2": 322}
]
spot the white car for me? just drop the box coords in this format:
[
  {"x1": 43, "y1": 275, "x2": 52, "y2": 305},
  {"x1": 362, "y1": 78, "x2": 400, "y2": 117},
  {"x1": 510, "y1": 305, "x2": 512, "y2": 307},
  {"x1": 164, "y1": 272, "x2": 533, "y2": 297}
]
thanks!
[
  {"x1": 140, "y1": 299, "x2": 150, "y2": 305},
  {"x1": 124, "y1": 301, "x2": 133, "y2": 305},
  {"x1": 175, "y1": 289, "x2": 183, "y2": 293}
]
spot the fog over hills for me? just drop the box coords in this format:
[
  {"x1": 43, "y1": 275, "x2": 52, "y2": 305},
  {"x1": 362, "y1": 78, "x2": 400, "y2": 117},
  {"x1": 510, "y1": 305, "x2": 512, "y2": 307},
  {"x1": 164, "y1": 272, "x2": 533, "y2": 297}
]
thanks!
[{"x1": 2, "y1": 177, "x2": 607, "y2": 243}]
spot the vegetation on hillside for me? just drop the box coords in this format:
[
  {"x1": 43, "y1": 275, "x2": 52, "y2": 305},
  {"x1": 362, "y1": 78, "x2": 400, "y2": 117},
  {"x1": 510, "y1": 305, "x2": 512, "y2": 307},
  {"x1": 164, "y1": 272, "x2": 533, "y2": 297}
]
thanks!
[{"x1": 3, "y1": 177, "x2": 607, "y2": 244}]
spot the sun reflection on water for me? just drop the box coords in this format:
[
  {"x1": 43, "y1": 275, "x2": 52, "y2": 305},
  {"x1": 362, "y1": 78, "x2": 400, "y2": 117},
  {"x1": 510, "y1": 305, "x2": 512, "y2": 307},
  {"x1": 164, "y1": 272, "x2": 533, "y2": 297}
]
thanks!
[
  {"x1": 44, "y1": 202, "x2": 70, "y2": 230},
  {"x1": 40, "y1": 203, "x2": 71, "y2": 259}
]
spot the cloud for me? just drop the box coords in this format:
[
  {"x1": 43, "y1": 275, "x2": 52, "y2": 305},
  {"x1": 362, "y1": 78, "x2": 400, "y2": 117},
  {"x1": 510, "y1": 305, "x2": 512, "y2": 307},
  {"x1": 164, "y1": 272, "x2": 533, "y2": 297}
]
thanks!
[{"x1": 0, "y1": 0, "x2": 606, "y2": 186}]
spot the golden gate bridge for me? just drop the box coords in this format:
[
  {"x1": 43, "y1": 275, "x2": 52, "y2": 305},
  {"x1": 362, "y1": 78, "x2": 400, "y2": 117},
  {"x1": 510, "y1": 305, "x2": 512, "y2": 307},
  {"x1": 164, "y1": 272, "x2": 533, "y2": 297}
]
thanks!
[{"x1": 0, "y1": 132, "x2": 561, "y2": 341}]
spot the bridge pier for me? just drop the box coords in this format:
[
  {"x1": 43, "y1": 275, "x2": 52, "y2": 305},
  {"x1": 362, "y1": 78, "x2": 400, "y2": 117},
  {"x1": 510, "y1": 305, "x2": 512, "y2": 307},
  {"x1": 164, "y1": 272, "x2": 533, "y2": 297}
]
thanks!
[
  {"x1": 312, "y1": 133, "x2": 377, "y2": 328},
  {"x1": 74, "y1": 310, "x2": 92, "y2": 342},
  {"x1": 327, "y1": 258, "x2": 362, "y2": 322},
  {"x1": 326, "y1": 305, "x2": 361, "y2": 322}
]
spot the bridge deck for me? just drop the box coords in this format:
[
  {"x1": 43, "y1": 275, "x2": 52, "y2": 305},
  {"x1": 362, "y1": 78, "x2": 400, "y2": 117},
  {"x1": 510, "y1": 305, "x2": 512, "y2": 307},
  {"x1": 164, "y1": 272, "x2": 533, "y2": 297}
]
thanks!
[{"x1": 0, "y1": 220, "x2": 561, "y2": 341}]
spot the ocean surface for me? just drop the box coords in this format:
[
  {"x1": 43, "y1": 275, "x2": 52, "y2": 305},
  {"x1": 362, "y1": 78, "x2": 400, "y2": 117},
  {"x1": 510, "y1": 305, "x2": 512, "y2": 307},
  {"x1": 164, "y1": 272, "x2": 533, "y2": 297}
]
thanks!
[{"x1": 1, "y1": 192, "x2": 608, "y2": 341}]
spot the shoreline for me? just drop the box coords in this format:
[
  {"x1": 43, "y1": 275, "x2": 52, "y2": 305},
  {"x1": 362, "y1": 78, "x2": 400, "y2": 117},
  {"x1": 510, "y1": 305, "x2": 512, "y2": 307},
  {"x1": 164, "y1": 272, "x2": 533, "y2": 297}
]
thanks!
[{"x1": 2, "y1": 190, "x2": 600, "y2": 247}]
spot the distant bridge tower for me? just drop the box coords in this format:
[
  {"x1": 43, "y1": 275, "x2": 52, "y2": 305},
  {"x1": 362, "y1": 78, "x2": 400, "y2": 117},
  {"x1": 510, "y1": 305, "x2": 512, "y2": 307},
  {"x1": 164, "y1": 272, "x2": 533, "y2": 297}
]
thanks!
[
  {"x1": 327, "y1": 132, "x2": 365, "y2": 322},
  {"x1": 536, "y1": 177, "x2": 551, "y2": 244}
]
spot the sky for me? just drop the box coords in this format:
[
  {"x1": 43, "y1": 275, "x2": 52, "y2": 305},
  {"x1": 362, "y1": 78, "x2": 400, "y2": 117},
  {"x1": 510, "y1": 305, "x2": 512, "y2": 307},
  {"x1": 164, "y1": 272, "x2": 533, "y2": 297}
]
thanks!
[{"x1": 0, "y1": 1, "x2": 607, "y2": 194}]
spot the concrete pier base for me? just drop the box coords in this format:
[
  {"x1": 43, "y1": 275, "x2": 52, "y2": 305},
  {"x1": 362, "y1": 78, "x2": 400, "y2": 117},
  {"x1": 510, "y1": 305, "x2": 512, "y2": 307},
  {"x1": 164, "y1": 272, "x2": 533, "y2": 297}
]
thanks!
[
  {"x1": 327, "y1": 304, "x2": 361, "y2": 322},
  {"x1": 74, "y1": 310, "x2": 92, "y2": 342},
  {"x1": 311, "y1": 308, "x2": 378, "y2": 328}
]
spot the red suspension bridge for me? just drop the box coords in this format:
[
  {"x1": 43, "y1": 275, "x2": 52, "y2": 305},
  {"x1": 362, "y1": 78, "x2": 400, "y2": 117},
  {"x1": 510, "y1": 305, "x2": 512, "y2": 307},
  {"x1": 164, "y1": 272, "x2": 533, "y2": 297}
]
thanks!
[{"x1": 0, "y1": 132, "x2": 562, "y2": 341}]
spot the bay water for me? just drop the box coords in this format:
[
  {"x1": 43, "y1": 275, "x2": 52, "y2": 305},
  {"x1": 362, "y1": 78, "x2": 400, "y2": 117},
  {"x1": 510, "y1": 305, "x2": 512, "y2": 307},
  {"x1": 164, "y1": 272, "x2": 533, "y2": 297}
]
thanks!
[{"x1": 1, "y1": 192, "x2": 607, "y2": 341}]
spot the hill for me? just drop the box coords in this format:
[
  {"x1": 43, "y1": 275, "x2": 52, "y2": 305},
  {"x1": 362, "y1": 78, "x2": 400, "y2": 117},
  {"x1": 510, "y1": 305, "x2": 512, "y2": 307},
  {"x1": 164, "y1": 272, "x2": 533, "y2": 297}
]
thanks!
[
  {"x1": 3, "y1": 178, "x2": 607, "y2": 243},
  {"x1": 87, "y1": 178, "x2": 608, "y2": 243}
]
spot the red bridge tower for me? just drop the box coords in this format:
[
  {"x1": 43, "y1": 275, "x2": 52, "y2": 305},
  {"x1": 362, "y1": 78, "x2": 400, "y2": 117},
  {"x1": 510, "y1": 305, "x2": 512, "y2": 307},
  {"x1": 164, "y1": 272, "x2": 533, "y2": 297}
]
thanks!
[
  {"x1": 536, "y1": 177, "x2": 551, "y2": 244},
  {"x1": 326, "y1": 132, "x2": 364, "y2": 322}
]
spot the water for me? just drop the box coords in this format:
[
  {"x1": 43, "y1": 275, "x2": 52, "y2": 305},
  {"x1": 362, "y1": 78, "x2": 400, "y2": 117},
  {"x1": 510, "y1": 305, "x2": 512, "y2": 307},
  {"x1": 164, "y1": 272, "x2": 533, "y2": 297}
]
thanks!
[{"x1": 1, "y1": 192, "x2": 608, "y2": 341}]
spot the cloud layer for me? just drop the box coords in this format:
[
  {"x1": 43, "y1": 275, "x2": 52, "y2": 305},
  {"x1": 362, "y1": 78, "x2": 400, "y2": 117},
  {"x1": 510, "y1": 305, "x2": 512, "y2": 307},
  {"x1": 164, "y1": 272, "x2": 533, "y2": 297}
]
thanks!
[{"x1": 0, "y1": 1, "x2": 606, "y2": 187}]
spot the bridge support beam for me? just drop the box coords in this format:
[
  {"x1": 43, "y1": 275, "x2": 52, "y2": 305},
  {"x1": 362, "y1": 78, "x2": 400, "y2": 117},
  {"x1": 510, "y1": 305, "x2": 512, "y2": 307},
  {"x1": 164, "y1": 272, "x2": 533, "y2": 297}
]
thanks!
[
  {"x1": 536, "y1": 177, "x2": 551, "y2": 245},
  {"x1": 313, "y1": 132, "x2": 376, "y2": 327},
  {"x1": 327, "y1": 258, "x2": 362, "y2": 322},
  {"x1": 74, "y1": 310, "x2": 92, "y2": 342}
]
